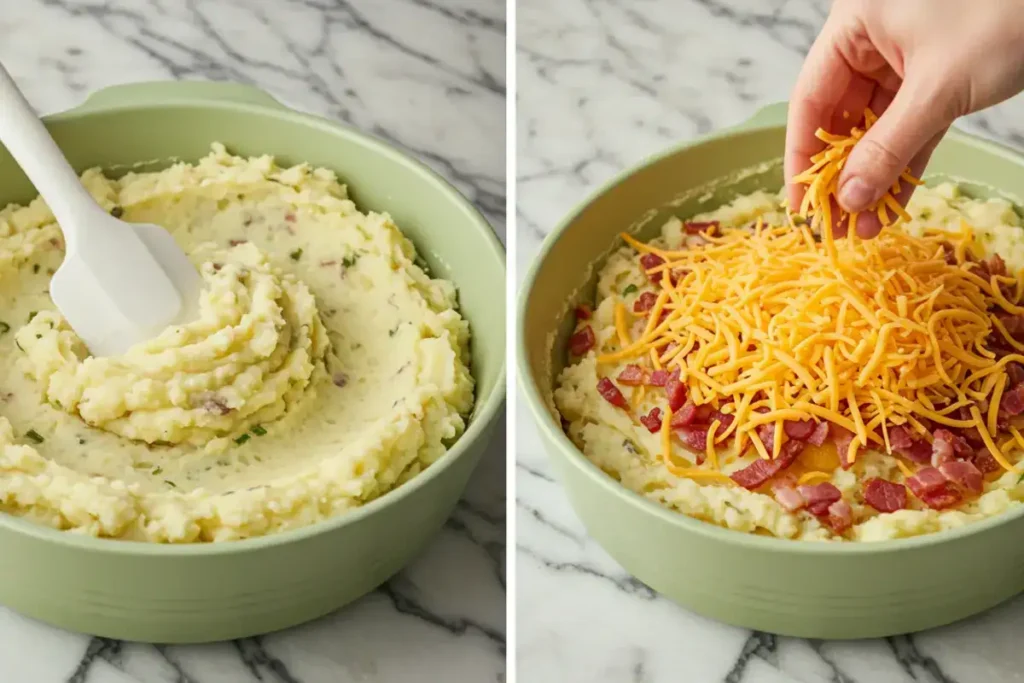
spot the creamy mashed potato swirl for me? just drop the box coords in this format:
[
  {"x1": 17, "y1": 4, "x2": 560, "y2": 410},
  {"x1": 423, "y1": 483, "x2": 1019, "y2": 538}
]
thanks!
[
  {"x1": 15, "y1": 244, "x2": 328, "y2": 448},
  {"x1": 0, "y1": 144, "x2": 474, "y2": 542}
]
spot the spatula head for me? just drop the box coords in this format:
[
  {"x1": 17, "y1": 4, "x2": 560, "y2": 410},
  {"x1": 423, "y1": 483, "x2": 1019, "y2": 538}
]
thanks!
[{"x1": 50, "y1": 216, "x2": 202, "y2": 357}]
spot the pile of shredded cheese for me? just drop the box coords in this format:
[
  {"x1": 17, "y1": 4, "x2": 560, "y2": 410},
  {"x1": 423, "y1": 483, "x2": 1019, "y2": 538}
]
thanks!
[{"x1": 598, "y1": 111, "x2": 1024, "y2": 475}]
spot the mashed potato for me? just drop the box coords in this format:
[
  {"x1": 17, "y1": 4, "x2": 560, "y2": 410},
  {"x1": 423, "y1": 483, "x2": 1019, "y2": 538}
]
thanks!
[
  {"x1": 0, "y1": 144, "x2": 474, "y2": 542},
  {"x1": 554, "y1": 183, "x2": 1024, "y2": 542}
]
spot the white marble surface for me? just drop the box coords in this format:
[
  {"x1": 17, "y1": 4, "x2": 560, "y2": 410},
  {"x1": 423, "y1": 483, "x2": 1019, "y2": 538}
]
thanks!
[
  {"x1": 0, "y1": 1, "x2": 505, "y2": 682},
  {"x1": 517, "y1": 1, "x2": 1024, "y2": 682}
]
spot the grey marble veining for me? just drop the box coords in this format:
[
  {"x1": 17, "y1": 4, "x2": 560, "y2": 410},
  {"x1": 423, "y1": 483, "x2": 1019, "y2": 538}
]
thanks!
[
  {"x1": 517, "y1": 1, "x2": 1024, "y2": 682},
  {"x1": 0, "y1": 1, "x2": 505, "y2": 682}
]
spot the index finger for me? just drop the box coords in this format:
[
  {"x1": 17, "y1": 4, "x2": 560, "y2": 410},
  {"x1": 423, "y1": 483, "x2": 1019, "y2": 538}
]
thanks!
[{"x1": 785, "y1": 20, "x2": 854, "y2": 211}]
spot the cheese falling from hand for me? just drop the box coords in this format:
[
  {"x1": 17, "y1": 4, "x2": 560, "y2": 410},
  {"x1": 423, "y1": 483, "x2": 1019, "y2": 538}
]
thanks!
[{"x1": 791, "y1": 107, "x2": 922, "y2": 248}]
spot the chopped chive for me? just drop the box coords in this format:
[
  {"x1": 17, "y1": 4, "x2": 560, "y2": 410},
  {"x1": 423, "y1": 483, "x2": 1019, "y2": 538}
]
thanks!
[
  {"x1": 164, "y1": 480, "x2": 177, "y2": 488},
  {"x1": 110, "y1": 206, "x2": 124, "y2": 218},
  {"x1": 251, "y1": 425, "x2": 267, "y2": 436},
  {"x1": 623, "y1": 284, "x2": 638, "y2": 295},
  {"x1": 289, "y1": 248, "x2": 303, "y2": 261},
  {"x1": 32, "y1": 264, "x2": 39, "y2": 274},
  {"x1": 27, "y1": 311, "x2": 37, "y2": 323},
  {"x1": 234, "y1": 433, "x2": 251, "y2": 445},
  {"x1": 78, "y1": 438, "x2": 85, "y2": 445},
  {"x1": 1018, "y1": 471, "x2": 1024, "y2": 484},
  {"x1": 152, "y1": 466, "x2": 163, "y2": 475},
  {"x1": 342, "y1": 255, "x2": 358, "y2": 268},
  {"x1": 0, "y1": 322, "x2": 8, "y2": 335},
  {"x1": 25, "y1": 430, "x2": 44, "y2": 444}
]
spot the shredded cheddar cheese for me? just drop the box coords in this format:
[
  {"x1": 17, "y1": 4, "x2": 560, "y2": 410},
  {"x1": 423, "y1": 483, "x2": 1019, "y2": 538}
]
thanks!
[
  {"x1": 791, "y1": 107, "x2": 922, "y2": 245},
  {"x1": 602, "y1": 190, "x2": 1024, "y2": 478}
]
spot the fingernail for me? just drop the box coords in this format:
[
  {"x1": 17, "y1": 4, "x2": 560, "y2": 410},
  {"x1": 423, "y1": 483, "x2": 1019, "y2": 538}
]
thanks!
[{"x1": 838, "y1": 177, "x2": 878, "y2": 212}]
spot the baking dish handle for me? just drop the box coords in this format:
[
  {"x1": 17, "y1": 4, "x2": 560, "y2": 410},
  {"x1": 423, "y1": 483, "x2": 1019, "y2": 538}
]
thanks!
[
  {"x1": 69, "y1": 81, "x2": 286, "y2": 113},
  {"x1": 734, "y1": 101, "x2": 788, "y2": 131}
]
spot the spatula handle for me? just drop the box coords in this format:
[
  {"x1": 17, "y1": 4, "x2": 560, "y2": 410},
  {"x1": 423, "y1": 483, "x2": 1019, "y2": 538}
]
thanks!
[{"x1": 0, "y1": 62, "x2": 101, "y2": 249}]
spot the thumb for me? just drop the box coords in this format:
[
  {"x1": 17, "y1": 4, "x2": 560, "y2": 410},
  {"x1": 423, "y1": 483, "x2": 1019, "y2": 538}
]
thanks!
[{"x1": 837, "y1": 80, "x2": 956, "y2": 213}]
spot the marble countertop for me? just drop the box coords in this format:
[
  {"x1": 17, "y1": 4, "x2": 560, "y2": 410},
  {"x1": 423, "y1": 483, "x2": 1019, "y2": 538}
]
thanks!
[
  {"x1": 0, "y1": 1, "x2": 505, "y2": 682},
  {"x1": 516, "y1": 1, "x2": 1024, "y2": 682}
]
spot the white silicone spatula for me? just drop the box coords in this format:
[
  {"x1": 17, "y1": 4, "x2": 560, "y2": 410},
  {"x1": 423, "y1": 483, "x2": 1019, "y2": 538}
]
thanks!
[{"x1": 0, "y1": 65, "x2": 201, "y2": 357}]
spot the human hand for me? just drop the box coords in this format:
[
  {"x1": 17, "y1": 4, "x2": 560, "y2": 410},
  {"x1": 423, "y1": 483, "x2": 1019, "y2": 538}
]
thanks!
[{"x1": 785, "y1": 0, "x2": 1024, "y2": 238}]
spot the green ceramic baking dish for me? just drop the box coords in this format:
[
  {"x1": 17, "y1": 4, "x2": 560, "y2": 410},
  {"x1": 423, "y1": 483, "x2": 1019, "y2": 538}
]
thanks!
[
  {"x1": 518, "y1": 101, "x2": 1024, "y2": 639},
  {"x1": 0, "y1": 81, "x2": 505, "y2": 643}
]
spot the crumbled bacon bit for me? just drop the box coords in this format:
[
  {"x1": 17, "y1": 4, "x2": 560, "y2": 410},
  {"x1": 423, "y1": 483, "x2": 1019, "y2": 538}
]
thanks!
[
  {"x1": 920, "y1": 482, "x2": 962, "y2": 510},
  {"x1": 677, "y1": 426, "x2": 709, "y2": 453},
  {"x1": 229, "y1": 239, "x2": 247, "y2": 246},
  {"x1": 285, "y1": 212, "x2": 296, "y2": 223},
  {"x1": 807, "y1": 421, "x2": 829, "y2": 446},
  {"x1": 798, "y1": 482, "x2": 842, "y2": 516},
  {"x1": 683, "y1": 220, "x2": 719, "y2": 235},
  {"x1": 987, "y1": 253, "x2": 1008, "y2": 277},
  {"x1": 597, "y1": 378, "x2": 627, "y2": 408},
  {"x1": 831, "y1": 426, "x2": 857, "y2": 468},
  {"x1": 1002, "y1": 385, "x2": 1024, "y2": 415},
  {"x1": 825, "y1": 499, "x2": 853, "y2": 533},
  {"x1": 906, "y1": 466, "x2": 946, "y2": 493},
  {"x1": 639, "y1": 253, "x2": 665, "y2": 283},
  {"x1": 320, "y1": 260, "x2": 337, "y2": 267},
  {"x1": 730, "y1": 459, "x2": 780, "y2": 490},
  {"x1": 773, "y1": 485, "x2": 806, "y2": 511},
  {"x1": 730, "y1": 441, "x2": 803, "y2": 490},
  {"x1": 665, "y1": 369, "x2": 687, "y2": 411},
  {"x1": 930, "y1": 433, "x2": 955, "y2": 466},
  {"x1": 783, "y1": 420, "x2": 816, "y2": 440},
  {"x1": 575, "y1": 304, "x2": 592, "y2": 320},
  {"x1": 939, "y1": 460, "x2": 984, "y2": 493},
  {"x1": 709, "y1": 409, "x2": 734, "y2": 430},
  {"x1": 617, "y1": 364, "x2": 645, "y2": 386},
  {"x1": 647, "y1": 369, "x2": 670, "y2": 386},
  {"x1": 639, "y1": 407, "x2": 663, "y2": 433},
  {"x1": 888, "y1": 425, "x2": 914, "y2": 450},
  {"x1": 1008, "y1": 362, "x2": 1024, "y2": 387},
  {"x1": 890, "y1": 429, "x2": 932, "y2": 464},
  {"x1": 670, "y1": 400, "x2": 699, "y2": 428},
  {"x1": 933, "y1": 428, "x2": 973, "y2": 458},
  {"x1": 633, "y1": 291, "x2": 658, "y2": 313},
  {"x1": 972, "y1": 448, "x2": 1001, "y2": 474},
  {"x1": 863, "y1": 478, "x2": 907, "y2": 513},
  {"x1": 756, "y1": 423, "x2": 776, "y2": 455},
  {"x1": 569, "y1": 326, "x2": 596, "y2": 356}
]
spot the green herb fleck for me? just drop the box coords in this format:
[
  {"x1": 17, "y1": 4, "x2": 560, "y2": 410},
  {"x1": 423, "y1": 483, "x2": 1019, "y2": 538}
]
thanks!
[
  {"x1": 0, "y1": 321, "x2": 9, "y2": 335},
  {"x1": 110, "y1": 206, "x2": 124, "y2": 218},
  {"x1": 35, "y1": 334, "x2": 41, "y2": 339},
  {"x1": 152, "y1": 466, "x2": 163, "y2": 475},
  {"x1": 27, "y1": 311, "x2": 37, "y2": 323},
  {"x1": 342, "y1": 254, "x2": 358, "y2": 268},
  {"x1": 251, "y1": 425, "x2": 267, "y2": 436},
  {"x1": 164, "y1": 480, "x2": 177, "y2": 488},
  {"x1": 77, "y1": 438, "x2": 85, "y2": 445},
  {"x1": 389, "y1": 324, "x2": 400, "y2": 337},
  {"x1": 234, "y1": 433, "x2": 251, "y2": 445},
  {"x1": 25, "y1": 430, "x2": 44, "y2": 444},
  {"x1": 32, "y1": 264, "x2": 39, "y2": 274},
  {"x1": 622, "y1": 284, "x2": 638, "y2": 296},
  {"x1": 289, "y1": 248, "x2": 303, "y2": 261},
  {"x1": 1018, "y1": 471, "x2": 1024, "y2": 484}
]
